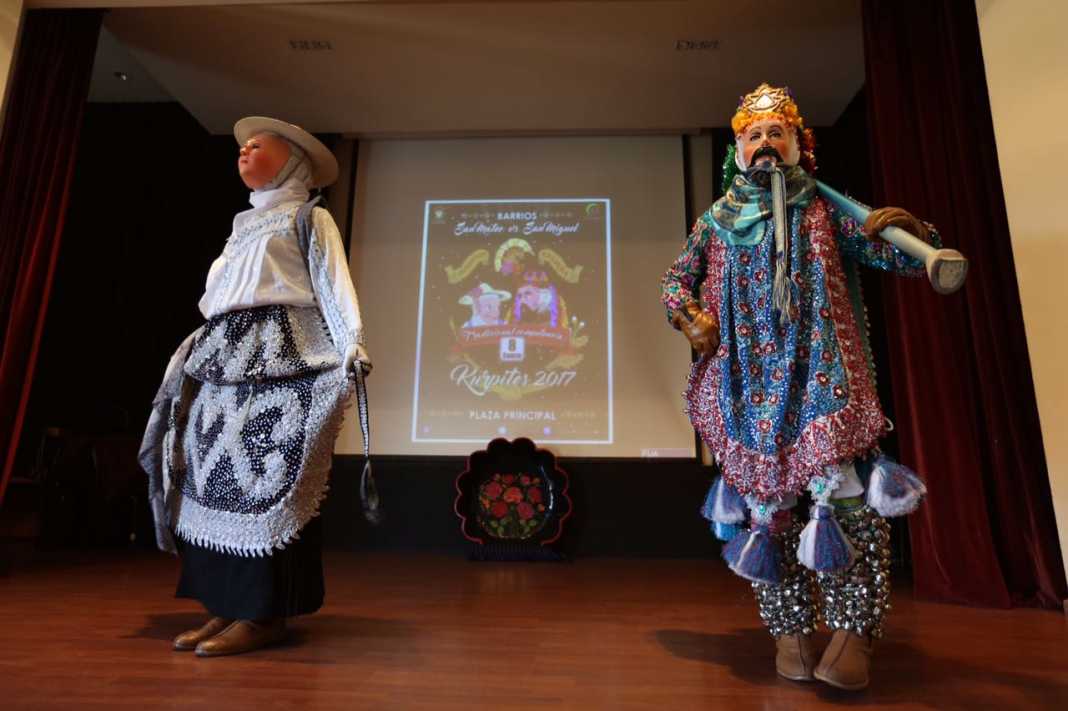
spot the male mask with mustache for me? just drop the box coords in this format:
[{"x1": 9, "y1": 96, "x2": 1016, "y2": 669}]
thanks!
[{"x1": 751, "y1": 145, "x2": 784, "y2": 167}]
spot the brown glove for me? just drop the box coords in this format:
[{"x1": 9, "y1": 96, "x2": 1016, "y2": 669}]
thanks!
[
  {"x1": 672, "y1": 301, "x2": 720, "y2": 356},
  {"x1": 863, "y1": 207, "x2": 930, "y2": 243}
]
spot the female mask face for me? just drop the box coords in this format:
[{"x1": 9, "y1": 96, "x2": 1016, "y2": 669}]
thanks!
[
  {"x1": 736, "y1": 117, "x2": 799, "y2": 170},
  {"x1": 476, "y1": 295, "x2": 502, "y2": 322},
  {"x1": 237, "y1": 132, "x2": 291, "y2": 189}
]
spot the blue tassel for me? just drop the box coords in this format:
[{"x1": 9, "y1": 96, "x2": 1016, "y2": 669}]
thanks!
[
  {"x1": 866, "y1": 455, "x2": 927, "y2": 517},
  {"x1": 721, "y1": 523, "x2": 782, "y2": 585},
  {"x1": 797, "y1": 504, "x2": 857, "y2": 572},
  {"x1": 700, "y1": 476, "x2": 748, "y2": 524},
  {"x1": 712, "y1": 521, "x2": 741, "y2": 542}
]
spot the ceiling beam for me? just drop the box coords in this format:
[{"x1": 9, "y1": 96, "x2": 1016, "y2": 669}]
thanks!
[{"x1": 29, "y1": 0, "x2": 655, "y2": 9}]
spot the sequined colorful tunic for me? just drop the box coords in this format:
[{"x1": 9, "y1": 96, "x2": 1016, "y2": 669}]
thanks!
[{"x1": 661, "y1": 188, "x2": 935, "y2": 502}]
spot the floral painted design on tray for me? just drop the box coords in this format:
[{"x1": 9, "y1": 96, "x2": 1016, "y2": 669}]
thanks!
[
  {"x1": 476, "y1": 472, "x2": 549, "y2": 540},
  {"x1": 454, "y1": 437, "x2": 572, "y2": 550}
]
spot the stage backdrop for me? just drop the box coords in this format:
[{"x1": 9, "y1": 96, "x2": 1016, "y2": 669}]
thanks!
[{"x1": 343, "y1": 136, "x2": 694, "y2": 458}]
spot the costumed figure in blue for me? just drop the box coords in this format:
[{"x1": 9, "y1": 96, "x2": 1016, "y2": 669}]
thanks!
[
  {"x1": 661, "y1": 84, "x2": 965, "y2": 690},
  {"x1": 140, "y1": 118, "x2": 373, "y2": 657}
]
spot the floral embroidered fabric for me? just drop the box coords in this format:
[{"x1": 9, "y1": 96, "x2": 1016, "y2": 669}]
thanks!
[{"x1": 661, "y1": 193, "x2": 938, "y2": 501}]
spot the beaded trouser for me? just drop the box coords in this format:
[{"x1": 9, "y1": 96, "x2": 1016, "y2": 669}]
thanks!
[{"x1": 752, "y1": 503, "x2": 892, "y2": 640}]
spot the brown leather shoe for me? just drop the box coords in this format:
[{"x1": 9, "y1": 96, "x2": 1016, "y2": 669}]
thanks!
[
  {"x1": 194, "y1": 619, "x2": 286, "y2": 657},
  {"x1": 814, "y1": 629, "x2": 874, "y2": 690},
  {"x1": 775, "y1": 633, "x2": 816, "y2": 681},
  {"x1": 173, "y1": 617, "x2": 233, "y2": 651}
]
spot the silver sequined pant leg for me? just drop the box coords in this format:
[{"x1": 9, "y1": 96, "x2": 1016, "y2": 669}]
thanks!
[
  {"x1": 751, "y1": 516, "x2": 819, "y2": 638},
  {"x1": 816, "y1": 504, "x2": 892, "y2": 639}
]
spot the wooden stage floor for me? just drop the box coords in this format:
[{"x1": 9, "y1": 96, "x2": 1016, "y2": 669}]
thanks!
[{"x1": 1, "y1": 552, "x2": 1065, "y2": 710}]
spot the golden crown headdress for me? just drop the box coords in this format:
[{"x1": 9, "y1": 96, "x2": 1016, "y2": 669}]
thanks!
[{"x1": 731, "y1": 83, "x2": 806, "y2": 136}]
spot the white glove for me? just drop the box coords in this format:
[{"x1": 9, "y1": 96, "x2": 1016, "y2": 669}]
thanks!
[{"x1": 344, "y1": 343, "x2": 373, "y2": 377}]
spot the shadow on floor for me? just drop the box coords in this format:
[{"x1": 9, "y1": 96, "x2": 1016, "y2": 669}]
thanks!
[{"x1": 655, "y1": 627, "x2": 1068, "y2": 710}]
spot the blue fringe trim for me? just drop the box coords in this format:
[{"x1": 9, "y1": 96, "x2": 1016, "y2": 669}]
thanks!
[
  {"x1": 722, "y1": 523, "x2": 782, "y2": 585},
  {"x1": 797, "y1": 504, "x2": 857, "y2": 573},
  {"x1": 700, "y1": 476, "x2": 748, "y2": 524},
  {"x1": 712, "y1": 521, "x2": 741, "y2": 542},
  {"x1": 866, "y1": 454, "x2": 927, "y2": 517}
]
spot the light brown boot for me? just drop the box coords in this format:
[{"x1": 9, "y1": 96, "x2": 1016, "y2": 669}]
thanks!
[
  {"x1": 194, "y1": 618, "x2": 286, "y2": 657},
  {"x1": 173, "y1": 616, "x2": 233, "y2": 651},
  {"x1": 814, "y1": 629, "x2": 874, "y2": 690},
  {"x1": 775, "y1": 633, "x2": 817, "y2": 681}
]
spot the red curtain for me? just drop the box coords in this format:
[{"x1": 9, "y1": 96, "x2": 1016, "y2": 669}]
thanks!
[
  {"x1": 862, "y1": 1, "x2": 1066, "y2": 607},
  {"x1": 0, "y1": 10, "x2": 102, "y2": 506}
]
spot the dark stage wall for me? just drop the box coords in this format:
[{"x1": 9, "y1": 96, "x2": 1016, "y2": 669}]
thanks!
[{"x1": 325, "y1": 455, "x2": 717, "y2": 557}]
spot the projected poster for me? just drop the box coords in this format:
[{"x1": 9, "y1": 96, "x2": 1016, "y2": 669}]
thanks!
[{"x1": 412, "y1": 199, "x2": 612, "y2": 445}]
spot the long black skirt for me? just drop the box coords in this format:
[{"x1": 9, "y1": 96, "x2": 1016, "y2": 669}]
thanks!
[{"x1": 176, "y1": 516, "x2": 324, "y2": 620}]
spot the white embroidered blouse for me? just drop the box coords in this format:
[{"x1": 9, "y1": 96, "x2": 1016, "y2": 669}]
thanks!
[{"x1": 198, "y1": 183, "x2": 366, "y2": 373}]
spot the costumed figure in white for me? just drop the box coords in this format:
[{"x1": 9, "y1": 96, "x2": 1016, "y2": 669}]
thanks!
[
  {"x1": 140, "y1": 117, "x2": 371, "y2": 657},
  {"x1": 460, "y1": 283, "x2": 510, "y2": 327}
]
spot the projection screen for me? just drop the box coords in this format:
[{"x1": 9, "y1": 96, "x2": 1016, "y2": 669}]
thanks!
[{"x1": 339, "y1": 136, "x2": 696, "y2": 458}]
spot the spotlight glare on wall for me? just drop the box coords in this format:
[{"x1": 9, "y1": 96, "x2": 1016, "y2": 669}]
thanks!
[{"x1": 114, "y1": 71, "x2": 129, "y2": 81}]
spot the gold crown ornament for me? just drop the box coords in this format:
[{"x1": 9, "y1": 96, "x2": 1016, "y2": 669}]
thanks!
[
  {"x1": 731, "y1": 83, "x2": 806, "y2": 136},
  {"x1": 730, "y1": 82, "x2": 817, "y2": 173}
]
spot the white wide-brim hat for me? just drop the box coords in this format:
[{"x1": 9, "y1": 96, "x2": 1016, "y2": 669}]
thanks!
[
  {"x1": 234, "y1": 116, "x2": 339, "y2": 188},
  {"x1": 459, "y1": 283, "x2": 512, "y2": 305}
]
